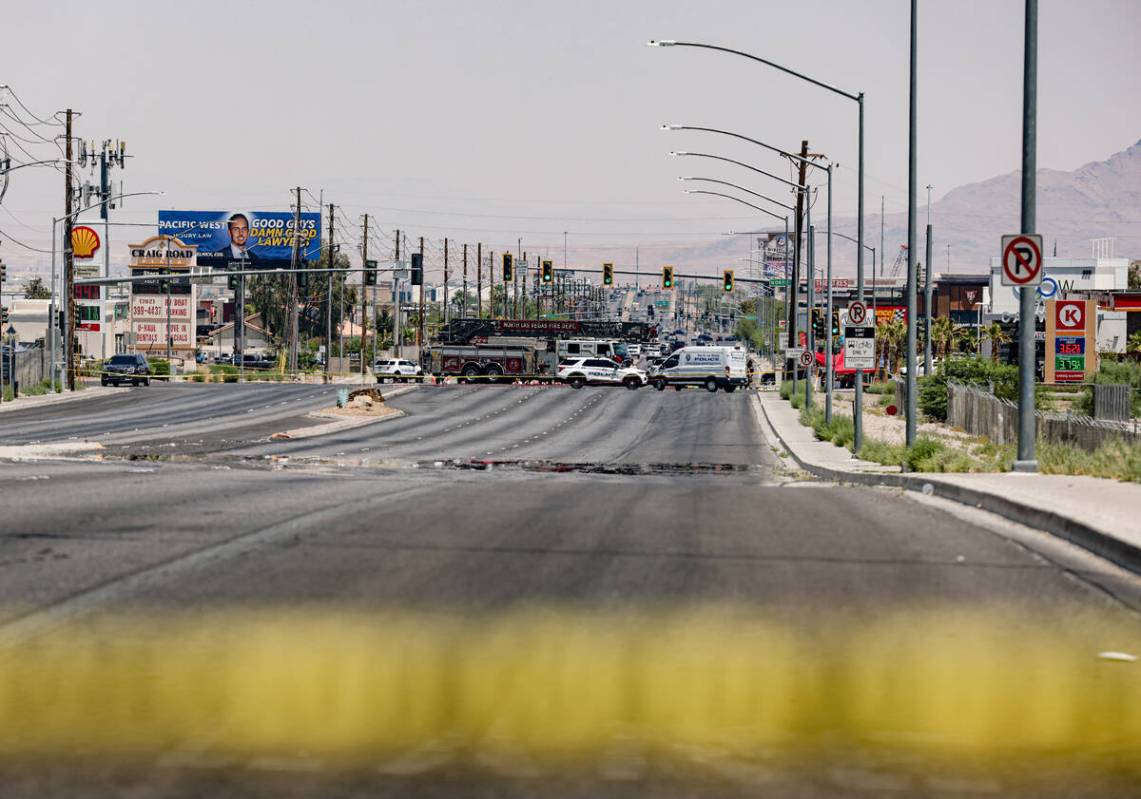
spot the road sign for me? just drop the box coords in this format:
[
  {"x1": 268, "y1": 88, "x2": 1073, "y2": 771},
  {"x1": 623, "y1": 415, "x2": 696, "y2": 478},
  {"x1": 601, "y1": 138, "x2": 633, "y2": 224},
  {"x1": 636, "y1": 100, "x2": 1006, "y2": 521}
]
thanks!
[
  {"x1": 847, "y1": 301, "x2": 868, "y2": 327},
  {"x1": 844, "y1": 325, "x2": 875, "y2": 370},
  {"x1": 769, "y1": 279, "x2": 790, "y2": 287},
  {"x1": 797, "y1": 350, "x2": 813, "y2": 369},
  {"x1": 1000, "y1": 233, "x2": 1044, "y2": 286}
]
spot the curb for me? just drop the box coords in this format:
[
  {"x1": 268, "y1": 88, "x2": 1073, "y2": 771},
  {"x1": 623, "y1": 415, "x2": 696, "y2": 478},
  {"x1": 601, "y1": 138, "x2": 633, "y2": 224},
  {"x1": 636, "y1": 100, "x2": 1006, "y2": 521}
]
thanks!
[{"x1": 756, "y1": 395, "x2": 1141, "y2": 576}]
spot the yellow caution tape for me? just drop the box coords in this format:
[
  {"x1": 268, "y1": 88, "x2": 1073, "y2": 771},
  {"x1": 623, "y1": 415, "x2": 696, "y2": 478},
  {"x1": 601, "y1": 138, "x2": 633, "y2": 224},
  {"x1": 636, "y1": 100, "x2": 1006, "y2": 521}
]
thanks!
[{"x1": 0, "y1": 608, "x2": 1136, "y2": 769}]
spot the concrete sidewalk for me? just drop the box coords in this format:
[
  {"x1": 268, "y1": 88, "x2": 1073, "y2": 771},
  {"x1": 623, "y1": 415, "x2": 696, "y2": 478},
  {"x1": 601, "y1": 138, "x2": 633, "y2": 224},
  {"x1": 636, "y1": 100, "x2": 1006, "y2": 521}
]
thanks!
[{"x1": 757, "y1": 391, "x2": 1141, "y2": 575}]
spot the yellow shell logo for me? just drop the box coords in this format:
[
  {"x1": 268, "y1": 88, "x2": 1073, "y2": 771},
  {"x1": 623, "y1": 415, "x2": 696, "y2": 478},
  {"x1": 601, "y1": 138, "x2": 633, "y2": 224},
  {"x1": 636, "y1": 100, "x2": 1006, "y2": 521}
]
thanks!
[{"x1": 71, "y1": 225, "x2": 101, "y2": 259}]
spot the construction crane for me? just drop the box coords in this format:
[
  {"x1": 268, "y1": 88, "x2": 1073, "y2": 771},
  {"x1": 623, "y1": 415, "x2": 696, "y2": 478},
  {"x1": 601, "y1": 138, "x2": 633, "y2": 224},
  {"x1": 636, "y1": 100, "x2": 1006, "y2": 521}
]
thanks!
[{"x1": 887, "y1": 244, "x2": 909, "y2": 280}]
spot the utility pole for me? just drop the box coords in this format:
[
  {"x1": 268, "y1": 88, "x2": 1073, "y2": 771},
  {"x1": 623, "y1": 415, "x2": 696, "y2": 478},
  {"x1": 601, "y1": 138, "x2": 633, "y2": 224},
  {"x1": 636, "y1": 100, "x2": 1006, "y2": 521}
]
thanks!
[
  {"x1": 326, "y1": 203, "x2": 335, "y2": 378},
  {"x1": 361, "y1": 213, "x2": 369, "y2": 381},
  {"x1": 788, "y1": 139, "x2": 809, "y2": 393},
  {"x1": 64, "y1": 109, "x2": 75, "y2": 391},
  {"x1": 489, "y1": 250, "x2": 495, "y2": 318},
  {"x1": 1015, "y1": 0, "x2": 1039, "y2": 471},
  {"x1": 443, "y1": 238, "x2": 449, "y2": 326},
  {"x1": 288, "y1": 187, "x2": 302, "y2": 374},
  {"x1": 417, "y1": 236, "x2": 425, "y2": 355},
  {"x1": 462, "y1": 243, "x2": 468, "y2": 318},
  {"x1": 924, "y1": 185, "x2": 934, "y2": 376},
  {"x1": 393, "y1": 229, "x2": 401, "y2": 358},
  {"x1": 476, "y1": 242, "x2": 483, "y2": 318}
]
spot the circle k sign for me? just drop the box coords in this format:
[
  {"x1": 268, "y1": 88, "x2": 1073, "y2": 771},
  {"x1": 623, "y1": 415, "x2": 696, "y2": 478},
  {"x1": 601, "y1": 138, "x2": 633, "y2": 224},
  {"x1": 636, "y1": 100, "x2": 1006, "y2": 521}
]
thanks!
[{"x1": 1055, "y1": 300, "x2": 1085, "y2": 331}]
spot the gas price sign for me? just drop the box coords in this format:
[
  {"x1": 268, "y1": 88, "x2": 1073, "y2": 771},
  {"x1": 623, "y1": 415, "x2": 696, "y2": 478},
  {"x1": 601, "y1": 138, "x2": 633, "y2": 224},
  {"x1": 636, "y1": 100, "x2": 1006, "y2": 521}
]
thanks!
[{"x1": 1046, "y1": 301, "x2": 1095, "y2": 384}]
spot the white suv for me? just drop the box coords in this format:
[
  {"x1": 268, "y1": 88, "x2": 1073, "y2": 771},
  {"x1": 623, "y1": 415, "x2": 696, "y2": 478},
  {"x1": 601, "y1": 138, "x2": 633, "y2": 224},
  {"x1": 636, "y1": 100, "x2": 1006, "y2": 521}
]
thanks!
[
  {"x1": 557, "y1": 357, "x2": 647, "y2": 390},
  {"x1": 373, "y1": 358, "x2": 424, "y2": 383}
]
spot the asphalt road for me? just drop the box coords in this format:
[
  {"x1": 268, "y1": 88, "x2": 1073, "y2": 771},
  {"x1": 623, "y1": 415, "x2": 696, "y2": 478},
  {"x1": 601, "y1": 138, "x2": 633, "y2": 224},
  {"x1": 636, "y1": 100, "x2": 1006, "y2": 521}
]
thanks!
[
  {"x1": 0, "y1": 382, "x2": 338, "y2": 449},
  {"x1": 0, "y1": 382, "x2": 1138, "y2": 797}
]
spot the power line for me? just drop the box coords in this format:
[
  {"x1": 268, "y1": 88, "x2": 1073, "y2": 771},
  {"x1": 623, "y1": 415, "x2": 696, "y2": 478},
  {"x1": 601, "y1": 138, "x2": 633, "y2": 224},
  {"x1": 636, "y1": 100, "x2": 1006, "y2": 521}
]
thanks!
[
  {"x1": 0, "y1": 226, "x2": 52, "y2": 253},
  {"x1": 0, "y1": 86, "x2": 64, "y2": 127}
]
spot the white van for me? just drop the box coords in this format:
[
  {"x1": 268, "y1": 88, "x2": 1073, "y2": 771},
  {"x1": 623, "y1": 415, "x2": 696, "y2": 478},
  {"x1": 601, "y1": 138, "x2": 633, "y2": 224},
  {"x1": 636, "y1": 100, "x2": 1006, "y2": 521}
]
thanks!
[
  {"x1": 649, "y1": 346, "x2": 748, "y2": 393},
  {"x1": 557, "y1": 339, "x2": 629, "y2": 364}
]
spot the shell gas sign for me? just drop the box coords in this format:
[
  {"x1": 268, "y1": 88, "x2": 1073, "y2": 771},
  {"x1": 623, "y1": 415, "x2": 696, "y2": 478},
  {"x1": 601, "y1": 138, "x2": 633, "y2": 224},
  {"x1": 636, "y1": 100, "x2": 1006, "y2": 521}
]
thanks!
[{"x1": 70, "y1": 225, "x2": 101, "y2": 259}]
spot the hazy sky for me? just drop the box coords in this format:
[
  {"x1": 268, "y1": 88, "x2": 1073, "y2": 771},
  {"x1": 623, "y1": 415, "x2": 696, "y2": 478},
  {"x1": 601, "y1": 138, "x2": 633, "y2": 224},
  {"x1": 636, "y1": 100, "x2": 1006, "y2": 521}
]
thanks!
[{"x1": 3, "y1": 0, "x2": 1140, "y2": 275}]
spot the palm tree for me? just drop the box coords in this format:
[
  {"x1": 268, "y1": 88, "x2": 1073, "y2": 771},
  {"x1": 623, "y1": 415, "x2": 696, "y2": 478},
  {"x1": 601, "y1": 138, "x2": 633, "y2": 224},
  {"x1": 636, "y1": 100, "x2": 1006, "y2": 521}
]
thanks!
[
  {"x1": 953, "y1": 326, "x2": 977, "y2": 355},
  {"x1": 931, "y1": 316, "x2": 955, "y2": 360},
  {"x1": 877, "y1": 319, "x2": 906, "y2": 377},
  {"x1": 982, "y1": 322, "x2": 1011, "y2": 364},
  {"x1": 1127, "y1": 330, "x2": 1141, "y2": 359}
]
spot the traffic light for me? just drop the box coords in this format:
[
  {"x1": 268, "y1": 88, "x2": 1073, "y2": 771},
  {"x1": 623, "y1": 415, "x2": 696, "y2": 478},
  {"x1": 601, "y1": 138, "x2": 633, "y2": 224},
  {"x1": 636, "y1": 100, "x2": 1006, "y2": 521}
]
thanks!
[
  {"x1": 228, "y1": 272, "x2": 239, "y2": 291},
  {"x1": 0, "y1": 259, "x2": 6, "y2": 282},
  {"x1": 661, "y1": 265, "x2": 674, "y2": 289},
  {"x1": 602, "y1": 263, "x2": 614, "y2": 286},
  {"x1": 812, "y1": 308, "x2": 825, "y2": 341},
  {"x1": 722, "y1": 269, "x2": 734, "y2": 292},
  {"x1": 0, "y1": 306, "x2": 8, "y2": 326},
  {"x1": 831, "y1": 309, "x2": 841, "y2": 337},
  {"x1": 502, "y1": 253, "x2": 513, "y2": 282},
  {"x1": 364, "y1": 259, "x2": 378, "y2": 286},
  {"x1": 410, "y1": 253, "x2": 423, "y2": 286},
  {"x1": 541, "y1": 260, "x2": 553, "y2": 284}
]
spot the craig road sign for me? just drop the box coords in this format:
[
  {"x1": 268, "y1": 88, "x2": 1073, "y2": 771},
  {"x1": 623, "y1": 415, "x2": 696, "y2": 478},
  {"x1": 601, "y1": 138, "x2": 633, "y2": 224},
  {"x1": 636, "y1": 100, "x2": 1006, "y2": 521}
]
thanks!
[{"x1": 1001, "y1": 233, "x2": 1044, "y2": 286}]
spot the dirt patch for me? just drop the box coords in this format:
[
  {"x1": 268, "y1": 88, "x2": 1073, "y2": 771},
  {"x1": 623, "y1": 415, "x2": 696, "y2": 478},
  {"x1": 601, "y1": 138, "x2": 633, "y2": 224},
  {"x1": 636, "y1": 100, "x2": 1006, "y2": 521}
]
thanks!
[{"x1": 309, "y1": 404, "x2": 402, "y2": 420}]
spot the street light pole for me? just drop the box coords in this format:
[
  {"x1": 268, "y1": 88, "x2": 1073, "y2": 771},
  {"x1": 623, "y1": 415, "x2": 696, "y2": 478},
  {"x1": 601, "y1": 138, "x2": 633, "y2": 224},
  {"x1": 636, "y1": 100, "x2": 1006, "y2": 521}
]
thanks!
[
  {"x1": 650, "y1": 40, "x2": 865, "y2": 451},
  {"x1": 664, "y1": 126, "x2": 827, "y2": 398},
  {"x1": 825, "y1": 164, "x2": 834, "y2": 425},
  {"x1": 905, "y1": 0, "x2": 919, "y2": 448},
  {"x1": 1015, "y1": 0, "x2": 1039, "y2": 472}
]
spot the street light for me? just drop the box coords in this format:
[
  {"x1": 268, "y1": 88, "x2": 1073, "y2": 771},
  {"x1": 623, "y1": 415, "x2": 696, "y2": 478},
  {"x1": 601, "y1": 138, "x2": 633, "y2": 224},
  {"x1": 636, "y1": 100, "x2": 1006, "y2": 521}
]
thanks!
[
  {"x1": 651, "y1": 39, "x2": 868, "y2": 448},
  {"x1": 683, "y1": 184, "x2": 817, "y2": 407},
  {"x1": 678, "y1": 177, "x2": 794, "y2": 213},
  {"x1": 662, "y1": 124, "x2": 827, "y2": 392},
  {"x1": 52, "y1": 190, "x2": 165, "y2": 390},
  {"x1": 665, "y1": 124, "x2": 836, "y2": 419},
  {"x1": 0, "y1": 158, "x2": 75, "y2": 204},
  {"x1": 671, "y1": 151, "x2": 801, "y2": 195}
]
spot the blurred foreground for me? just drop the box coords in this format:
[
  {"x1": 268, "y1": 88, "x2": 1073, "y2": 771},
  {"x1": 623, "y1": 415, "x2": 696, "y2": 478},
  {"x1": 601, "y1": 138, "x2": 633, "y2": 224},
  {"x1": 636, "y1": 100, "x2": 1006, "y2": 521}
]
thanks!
[{"x1": 1, "y1": 607, "x2": 1137, "y2": 796}]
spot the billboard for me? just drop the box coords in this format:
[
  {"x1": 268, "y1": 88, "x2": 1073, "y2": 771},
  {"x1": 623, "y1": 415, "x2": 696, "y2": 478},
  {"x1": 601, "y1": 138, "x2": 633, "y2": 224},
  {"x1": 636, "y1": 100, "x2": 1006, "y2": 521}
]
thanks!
[
  {"x1": 758, "y1": 232, "x2": 790, "y2": 278},
  {"x1": 157, "y1": 210, "x2": 321, "y2": 267}
]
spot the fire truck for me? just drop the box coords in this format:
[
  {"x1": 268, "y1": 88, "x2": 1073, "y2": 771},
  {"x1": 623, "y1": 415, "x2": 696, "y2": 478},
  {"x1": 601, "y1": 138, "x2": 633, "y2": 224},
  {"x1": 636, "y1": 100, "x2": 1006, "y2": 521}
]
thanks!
[{"x1": 427, "y1": 318, "x2": 658, "y2": 383}]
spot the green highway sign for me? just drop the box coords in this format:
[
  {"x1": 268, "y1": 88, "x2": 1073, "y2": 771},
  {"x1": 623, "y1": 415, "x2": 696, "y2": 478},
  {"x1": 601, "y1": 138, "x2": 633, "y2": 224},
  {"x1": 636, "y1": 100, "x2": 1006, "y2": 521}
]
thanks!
[{"x1": 769, "y1": 279, "x2": 790, "y2": 287}]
